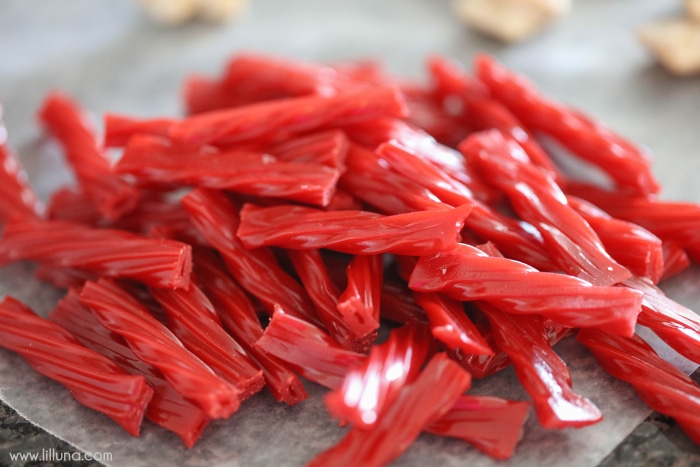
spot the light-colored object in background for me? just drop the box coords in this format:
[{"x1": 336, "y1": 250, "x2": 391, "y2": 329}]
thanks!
[
  {"x1": 199, "y1": 0, "x2": 248, "y2": 23},
  {"x1": 638, "y1": 18, "x2": 700, "y2": 76},
  {"x1": 452, "y1": 0, "x2": 572, "y2": 43},
  {"x1": 686, "y1": 0, "x2": 700, "y2": 23},
  {"x1": 139, "y1": 0, "x2": 248, "y2": 25},
  {"x1": 138, "y1": 0, "x2": 199, "y2": 25}
]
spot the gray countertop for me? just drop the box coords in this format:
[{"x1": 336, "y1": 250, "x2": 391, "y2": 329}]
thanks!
[{"x1": 2, "y1": 1, "x2": 700, "y2": 466}]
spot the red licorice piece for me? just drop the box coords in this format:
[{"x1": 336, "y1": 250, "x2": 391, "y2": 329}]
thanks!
[
  {"x1": 236, "y1": 202, "x2": 473, "y2": 255},
  {"x1": 460, "y1": 130, "x2": 630, "y2": 286},
  {"x1": 425, "y1": 395, "x2": 531, "y2": 460},
  {"x1": 0, "y1": 119, "x2": 42, "y2": 221},
  {"x1": 168, "y1": 86, "x2": 409, "y2": 146},
  {"x1": 323, "y1": 188, "x2": 363, "y2": 211},
  {"x1": 338, "y1": 143, "x2": 448, "y2": 215},
  {"x1": 255, "y1": 308, "x2": 365, "y2": 390},
  {"x1": 428, "y1": 55, "x2": 559, "y2": 180},
  {"x1": 409, "y1": 243, "x2": 643, "y2": 336},
  {"x1": 46, "y1": 187, "x2": 101, "y2": 225},
  {"x1": 112, "y1": 191, "x2": 205, "y2": 245},
  {"x1": 660, "y1": 241, "x2": 690, "y2": 281},
  {"x1": 325, "y1": 322, "x2": 432, "y2": 428},
  {"x1": 222, "y1": 53, "x2": 344, "y2": 101},
  {"x1": 567, "y1": 195, "x2": 664, "y2": 283},
  {"x1": 465, "y1": 203, "x2": 554, "y2": 272},
  {"x1": 379, "y1": 279, "x2": 429, "y2": 324},
  {"x1": 264, "y1": 129, "x2": 348, "y2": 170},
  {"x1": 336, "y1": 253, "x2": 383, "y2": 350},
  {"x1": 566, "y1": 183, "x2": 700, "y2": 263},
  {"x1": 578, "y1": 328, "x2": 700, "y2": 444},
  {"x1": 366, "y1": 123, "x2": 497, "y2": 202},
  {"x1": 49, "y1": 289, "x2": 210, "y2": 447},
  {"x1": 452, "y1": 324, "x2": 511, "y2": 379},
  {"x1": 624, "y1": 276, "x2": 700, "y2": 365},
  {"x1": 181, "y1": 188, "x2": 320, "y2": 325},
  {"x1": 474, "y1": 55, "x2": 659, "y2": 196},
  {"x1": 413, "y1": 292, "x2": 493, "y2": 356},
  {"x1": 480, "y1": 303, "x2": 602, "y2": 428},
  {"x1": 0, "y1": 219, "x2": 192, "y2": 289},
  {"x1": 376, "y1": 139, "x2": 476, "y2": 207},
  {"x1": 117, "y1": 135, "x2": 339, "y2": 207},
  {"x1": 79, "y1": 279, "x2": 240, "y2": 419},
  {"x1": 103, "y1": 114, "x2": 176, "y2": 148},
  {"x1": 308, "y1": 353, "x2": 472, "y2": 467},
  {"x1": 38, "y1": 92, "x2": 139, "y2": 220},
  {"x1": 0, "y1": 296, "x2": 153, "y2": 437},
  {"x1": 183, "y1": 75, "x2": 247, "y2": 115},
  {"x1": 148, "y1": 284, "x2": 265, "y2": 400},
  {"x1": 34, "y1": 264, "x2": 98, "y2": 289},
  {"x1": 402, "y1": 89, "x2": 473, "y2": 147},
  {"x1": 192, "y1": 250, "x2": 308, "y2": 405},
  {"x1": 288, "y1": 249, "x2": 365, "y2": 351}
]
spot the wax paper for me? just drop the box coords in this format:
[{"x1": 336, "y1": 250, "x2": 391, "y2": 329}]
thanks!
[{"x1": 1, "y1": 0, "x2": 699, "y2": 465}]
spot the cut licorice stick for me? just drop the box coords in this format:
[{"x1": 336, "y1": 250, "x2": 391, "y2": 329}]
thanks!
[
  {"x1": 103, "y1": 114, "x2": 176, "y2": 148},
  {"x1": 413, "y1": 291, "x2": 493, "y2": 356},
  {"x1": 324, "y1": 321, "x2": 433, "y2": 429},
  {"x1": 479, "y1": 302, "x2": 602, "y2": 429},
  {"x1": 264, "y1": 129, "x2": 349, "y2": 169},
  {"x1": 376, "y1": 138, "x2": 477, "y2": 207},
  {"x1": 191, "y1": 250, "x2": 308, "y2": 405},
  {"x1": 660, "y1": 241, "x2": 691, "y2": 281},
  {"x1": 474, "y1": 54, "x2": 660, "y2": 196},
  {"x1": 116, "y1": 134, "x2": 340, "y2": 207},
  {"x1": 336, "y1": 253, "x2": 383, "y2": 351},
  {"x1": 254, "y1": 307, "x2": 365, "y2": 390},
  {"x1": 49, "y1": 288, "x2": 210, "y2": 447},
  {"x1": 148, "y1": 283, "x2": 265, "y2": 400},
  {"x1": 567, "y1": 195, "x2": 664, "y2": 283},
  {"x1": 236, "y1": 202, "x2": 473, "y2": 255},
  {"x1": 409, "y1": 243, "x2": 643, "y2": 336},
  {"x1": 0, "y1": 219, "x2": 192, "y2": 289},
  {"x1": 46, "y1": 187, "x2": 102, "y2": 225},
  {"x1": 183, "y1": 75, "x2": 247, "y2": 115},
  {"x1": 38, "y1": 92, "x2": 139, "y2": 220},
  {"x1": 308, "y1": 352, "x2": 472, "y2": 467},
  {"x1": 287, "y1": 248, "x2": 375, "y2": 351},
  {"x1": 168, "y1": 86, "x2": 409, "y2": 146},
  {"x1": 460, "y1": 130, "x2": 631, "y2": 287},
  {"x1": 181, "y1": 188, "x2": 320, "y2": 326},
  {"x1": 379, "y1": 279, "x2": 429, "y2": 325},
  {"x1": 338, "y1": 143, "x2": 448, "y2": 215},
  {"x1": 624, "y1": 276, "x2": 700, "y2": 365},
  {"x1": 565, "y1": 181, "x2": 700, "y2": 263},
  {"x1": 0, "y1": 117, "x2": 42, "y2": 221},
  {"x1": 427, "y1": 55, "x2": 560, "y2": 181},
  {"x1": 222, "y1": 53, "x2": 346, "y2": 100},
  {"x1": 0, "y1": 296, "x2": 153, "y2": 437},
  {"x1": 425, "y1": 395, "x2": 531, "y2": 460},
  {"x1": 578, "y1": 328, "x2": 700, "y2": 444},
  {"x1": 341, "y1": 117, "x2": 497, "y2": 201},
  {"x1": 79, "y1": 278, "x2": 241, "y2": 419}
]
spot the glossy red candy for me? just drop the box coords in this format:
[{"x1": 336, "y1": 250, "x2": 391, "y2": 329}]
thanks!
[
  {"x1": 236, "y1": 202, "x2": 473, "y2": 255},
  {"x1": 0, "y1": 219, "x2": 192, "y2": 289},
  {"x1": 0, "y1": 296, "x2": 153, "y2": 437},
  {"x1": 49, "y1": 288, "x2": 210, "y2": 447}
]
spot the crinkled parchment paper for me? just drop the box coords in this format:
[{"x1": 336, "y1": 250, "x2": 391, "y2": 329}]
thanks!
[{"x1": 1, "y1": 0, "x2": 699, "y2": 465}]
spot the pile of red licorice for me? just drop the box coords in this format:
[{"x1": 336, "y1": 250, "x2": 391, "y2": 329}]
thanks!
[{"x1": 0, "y1": 53, "x2": 699, "y2": 466}]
